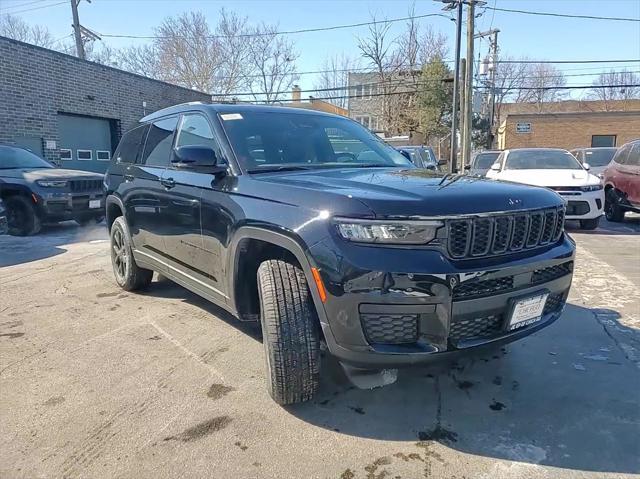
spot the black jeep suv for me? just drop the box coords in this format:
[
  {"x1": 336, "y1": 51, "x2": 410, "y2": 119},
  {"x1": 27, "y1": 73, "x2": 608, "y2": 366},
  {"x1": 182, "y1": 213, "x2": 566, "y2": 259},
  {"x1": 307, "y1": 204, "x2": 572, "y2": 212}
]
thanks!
[
  {"x1": 105, "y1": 103, "x2": 575, "y2": 405},
  {"x1": 0, "y1": 145, "x2": 104, "y2": 235}
]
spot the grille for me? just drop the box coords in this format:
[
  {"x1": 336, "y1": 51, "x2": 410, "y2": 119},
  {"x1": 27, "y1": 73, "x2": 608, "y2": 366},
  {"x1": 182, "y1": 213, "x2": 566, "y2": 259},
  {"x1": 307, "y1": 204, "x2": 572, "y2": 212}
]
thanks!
[
  {"x1": 566, "y1": 201, "x2": 590, "y2": 216},
  {"x1": 449, "y1": 315, "x2": 502, "y2": 343},
  {"x1": 543, "y1": 292, "x2": 565, "y2": 315},
  {"x1": 531, "y1": 261, "x2": 573, "y2": 285},
  {"x1": 549, "y1": 186, "x2": 581, "y2": 192},
  {"x1": 447, "y1": 207, "x2": 565, "y2": 259},
  {"x1": 69, "y1": 179, "x2": 103, "y2": 193},
  {"x1": 361, "y1": 313, "x2": 418, "y2": 344},
  {"x1": 453, "y1": 276, "x2": 514, "y2": 300}
]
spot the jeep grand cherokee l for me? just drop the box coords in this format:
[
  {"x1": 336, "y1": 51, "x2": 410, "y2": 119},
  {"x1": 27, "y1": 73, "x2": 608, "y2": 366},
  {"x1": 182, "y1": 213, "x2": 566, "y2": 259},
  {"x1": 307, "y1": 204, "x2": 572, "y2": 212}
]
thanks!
[
  {"x1": 105, "y1": 103, "x2": 575, "y2": 405},
  {"x1": 0, "y1": 145, "x2": 105, "y2": 235}
]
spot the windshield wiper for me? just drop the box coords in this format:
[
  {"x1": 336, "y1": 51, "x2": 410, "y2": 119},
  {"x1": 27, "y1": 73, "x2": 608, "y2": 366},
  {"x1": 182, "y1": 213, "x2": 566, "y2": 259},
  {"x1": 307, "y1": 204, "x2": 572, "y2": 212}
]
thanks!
[{"x1": 247, "y1": 165, "x2": 314, "y2": 174}]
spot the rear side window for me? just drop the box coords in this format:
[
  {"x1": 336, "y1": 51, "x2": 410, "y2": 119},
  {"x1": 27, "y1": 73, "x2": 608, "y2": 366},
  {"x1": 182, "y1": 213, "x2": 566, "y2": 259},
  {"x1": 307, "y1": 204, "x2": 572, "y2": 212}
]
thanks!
[
  {"x1": 140, "y1": 116, "x2": 178, "y2": 167},
  {"x1": 626, "y1": 142, "x2": 640, "y2": 167},
  {"x1": 115, "y1": 125, "x2": 148, "y2": 164},
  {"x1": 613, "y1": 143, "x2": 632, "y2": 165}
]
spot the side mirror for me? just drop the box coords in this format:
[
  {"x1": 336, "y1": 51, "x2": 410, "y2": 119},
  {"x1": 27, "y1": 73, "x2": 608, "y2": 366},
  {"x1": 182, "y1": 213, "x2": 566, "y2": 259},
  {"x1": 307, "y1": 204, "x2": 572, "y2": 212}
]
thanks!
[
  {"x1": 173, "y1": 145, "x2": 221, "y2": 172},
  {"x1": 464, "y1": 164, "x2": 471, "y2": 170},
  {"x1": 583, "y1": 162, "x2": 591, "y2": 171},
  {"x1": 490, "y1": 162, "x2": 501, "y2": 171}
]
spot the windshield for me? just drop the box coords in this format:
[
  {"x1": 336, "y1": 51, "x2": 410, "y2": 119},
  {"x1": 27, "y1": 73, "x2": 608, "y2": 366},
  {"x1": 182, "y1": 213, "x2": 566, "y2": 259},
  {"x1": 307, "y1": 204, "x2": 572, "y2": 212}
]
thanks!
[
  {"x1": 473, "y1": 152, "x2": 500, "y2": 169},
  {"x1": 505, "y1": 149, "x2": 583, "y2": 170},
  {"x1": 0, "y1": 146, "x2": 53, "y2": 169},
  {"x1": 220, "y1": 111, "x2": 413, "y2": 172},
  {"x1": 583, "y1": 148, "x2": 617, "y2": 167}
]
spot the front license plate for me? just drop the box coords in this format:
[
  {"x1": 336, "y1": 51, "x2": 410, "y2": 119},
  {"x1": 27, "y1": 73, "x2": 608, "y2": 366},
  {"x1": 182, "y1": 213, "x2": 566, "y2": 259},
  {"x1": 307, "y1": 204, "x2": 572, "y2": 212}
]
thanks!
[
  {"x1": 508, "y1": 293, "x2": 548, "y2": 330},
  {"x1": 89, "y1": 199, "x2": 101, "y2": 209}
]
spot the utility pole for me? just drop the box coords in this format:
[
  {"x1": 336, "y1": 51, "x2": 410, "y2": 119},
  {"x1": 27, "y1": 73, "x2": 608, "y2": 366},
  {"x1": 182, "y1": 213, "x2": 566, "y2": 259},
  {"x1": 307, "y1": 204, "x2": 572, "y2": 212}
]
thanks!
[
  {"x1": 447, "y1": 0, "x2": 463, "y2": 173},
  {"x1": 461, "y1": 0, "x2": 476, "y2": 169},
  {"x1": 488, "y1": 30, "x2": 499, "y2": 148},
  {"x1": 70, "y1": 0, "x2": 85, "y2": 59},
  {"x1": 459, "y1": 58, "x2": 466, "y2": 164}
]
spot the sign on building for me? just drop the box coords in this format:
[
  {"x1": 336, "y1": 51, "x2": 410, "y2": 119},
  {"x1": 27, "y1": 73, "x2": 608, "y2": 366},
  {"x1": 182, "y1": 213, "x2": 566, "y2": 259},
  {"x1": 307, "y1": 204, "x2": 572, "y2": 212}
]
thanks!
[{"x1": 516, "y1": 122, "x2": 532, "y2": 133}]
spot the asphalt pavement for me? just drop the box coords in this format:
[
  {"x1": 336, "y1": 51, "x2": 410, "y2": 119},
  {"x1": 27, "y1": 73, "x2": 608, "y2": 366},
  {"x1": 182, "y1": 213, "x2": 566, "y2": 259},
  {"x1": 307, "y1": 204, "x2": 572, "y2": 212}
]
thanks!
[{"x1": 0, "y1": 217, "x2": 638, "y2": 479}]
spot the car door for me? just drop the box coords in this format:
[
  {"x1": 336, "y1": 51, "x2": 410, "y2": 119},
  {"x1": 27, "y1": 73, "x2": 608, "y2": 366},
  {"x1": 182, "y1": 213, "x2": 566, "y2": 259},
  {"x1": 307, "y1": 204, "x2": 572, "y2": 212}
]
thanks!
[
  {"x1": 124, "y1": 116, "x2": 178, "y2": 256},
  {"x1": 159, "y1": 113, "x2": 209, "y2": 273},
  {"x1": 622, "y1": 142, "x2": 640, "y2": 206}
]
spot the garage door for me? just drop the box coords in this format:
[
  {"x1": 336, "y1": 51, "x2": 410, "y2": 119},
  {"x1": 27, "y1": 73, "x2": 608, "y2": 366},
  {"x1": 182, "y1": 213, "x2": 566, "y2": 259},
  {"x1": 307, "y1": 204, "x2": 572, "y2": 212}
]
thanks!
[{"x1": 58, "y1": 113, "x2": 114, "y2": 173}]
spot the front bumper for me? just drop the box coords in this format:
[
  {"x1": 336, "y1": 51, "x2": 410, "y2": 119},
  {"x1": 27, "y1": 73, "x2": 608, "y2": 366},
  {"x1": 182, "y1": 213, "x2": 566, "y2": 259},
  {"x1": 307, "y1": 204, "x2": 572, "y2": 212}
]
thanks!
[
  {"x1": 35, "y1": 192, "x2": 104, "y2": 221},
  {"x1": 309, "y1": 234, "x2": 576, "y2": 368},
  {"x1": 559, "y1": 189, "x2": 604, "y2": 220}
]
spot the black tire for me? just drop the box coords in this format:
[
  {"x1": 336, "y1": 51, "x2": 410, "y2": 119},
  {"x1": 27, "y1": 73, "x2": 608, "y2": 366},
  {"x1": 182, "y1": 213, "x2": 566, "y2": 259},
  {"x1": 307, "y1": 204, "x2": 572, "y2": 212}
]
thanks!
[
  {"x1": 5, "y1": 195, "x2": 41, "y2": 236},
  {"x1": 579, "y1": 217, "x2": 600, "y2": 230},
  {"x1": 605, "y1": 190, "x2": 625, "y2": 222},
  {"x1": 76, "y1": 215, "x2": 105, "y2": 226},
  {"x1": 110, "y1": 216, "x2": 153, "y2": 291},
  {"x1": 257, "y1": 259, "x2": 321, "y2": 405}
]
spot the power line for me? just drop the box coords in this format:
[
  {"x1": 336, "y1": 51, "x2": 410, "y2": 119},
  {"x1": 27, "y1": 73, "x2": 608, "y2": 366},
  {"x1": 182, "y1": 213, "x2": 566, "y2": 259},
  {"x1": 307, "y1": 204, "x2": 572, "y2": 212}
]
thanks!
[
  {"x1": 486, "y1": 6, "x2": 640, "y2": 23},
  {"x1": 99, "y1": 12, "x2": 451, "y2": 40},
  {"x1": 0, "y1": 0, "x2": 66, "y2": 15},
  {"x1": 1, "y1": 0, "x2": 51, "y2": 12}
]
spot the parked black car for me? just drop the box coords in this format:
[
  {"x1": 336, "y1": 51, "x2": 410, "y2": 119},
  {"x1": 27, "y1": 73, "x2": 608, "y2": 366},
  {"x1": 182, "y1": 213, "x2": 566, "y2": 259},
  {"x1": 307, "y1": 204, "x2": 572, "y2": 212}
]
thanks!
[
  {"x1": 105, "y1": 103, "x2": 575, "y2": 405},
  {"x1": 0, "y1": 198, "x2": 8, "y2": 235},
  {"x1": 0, "y1": 145, "x2": 105, "y2": 235}
]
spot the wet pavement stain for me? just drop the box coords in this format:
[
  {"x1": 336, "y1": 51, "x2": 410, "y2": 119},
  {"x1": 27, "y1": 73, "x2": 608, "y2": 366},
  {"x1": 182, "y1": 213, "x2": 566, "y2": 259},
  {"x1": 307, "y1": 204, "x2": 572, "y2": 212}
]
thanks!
[
  {"x1": 456, "y1": 380, "x2": 474, "y2": 390},
  {"x1": 234, "y1": 441, "x2": 248, "y2": 451},
  {"x1": 489, "y1": 400, "x2": 506, "y2": 411},
  {"x1": 492, "y1": 376, "x2": 502, "y2": 386},
  {"x1": 393, "y1": 452, "x2": 424, "y2": 463},
  {"x1": 163, "y1": 416, "x2": 232, "y2": 442},
  {"x1": 340, "y1": 469, "x2": 355, "y2": 479},
  {"x1": 348, "y1": 406, "x2": 365, "y2": 415},
  {"x1": 0, "y1": 332, "x2": 25, "y2": 339},
  {"x1": 147, "y1": 335, "x2": 162, "y2": 341},
  {"x1": 207, "y1": 383, "x2": 235, "y2": 400},
  {"x1": 364, "y1": 456, "x2": 391, "y2": 479},
  {"x1": 43, "y1": 396, "x2": 65, "y2": 406},
  {"x1": 417, "y1": 426, "x2": 458, "y2": 444},
  {"x1": 96, "y1": 292, "x2": 119, "y2": 298}
]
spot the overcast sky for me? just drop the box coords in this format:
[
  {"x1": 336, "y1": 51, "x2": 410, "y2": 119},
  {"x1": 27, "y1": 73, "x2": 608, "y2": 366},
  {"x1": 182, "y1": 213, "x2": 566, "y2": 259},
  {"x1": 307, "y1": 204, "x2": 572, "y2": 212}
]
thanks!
[{"x1": 2, "y1": 0, "x2": 639, "y2": 97}]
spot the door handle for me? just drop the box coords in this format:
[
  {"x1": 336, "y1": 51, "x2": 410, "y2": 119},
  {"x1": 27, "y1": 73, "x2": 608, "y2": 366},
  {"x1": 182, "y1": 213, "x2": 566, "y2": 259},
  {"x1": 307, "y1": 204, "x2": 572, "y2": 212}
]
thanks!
[
  {"x1": 124, "y1": 174, "x2": 134, "y2": 182},
  {"x1": 161, "y1": 177, "x2": 176, "y2": 189}
]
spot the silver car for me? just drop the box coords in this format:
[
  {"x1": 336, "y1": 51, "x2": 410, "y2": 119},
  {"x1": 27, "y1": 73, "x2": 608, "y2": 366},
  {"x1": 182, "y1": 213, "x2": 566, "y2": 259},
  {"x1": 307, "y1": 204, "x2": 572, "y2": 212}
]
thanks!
[
  {"x1": 466, "y1": 150, "x2": 502, "y2": 176},
  {"x1": 570, "y1": 147, "x2": 618, "y2": 177}
]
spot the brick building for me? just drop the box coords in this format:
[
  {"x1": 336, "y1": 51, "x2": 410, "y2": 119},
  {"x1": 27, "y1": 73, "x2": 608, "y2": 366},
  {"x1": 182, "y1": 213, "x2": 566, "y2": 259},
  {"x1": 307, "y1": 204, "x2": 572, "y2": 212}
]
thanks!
[
  {"x1": 496, "y1": 99, "x2": 640, "y2": 150},
  {"x1": 0, "y1": 36, "x2": 210, "y2": 172},
  {"x1": 282, "y1": 86, "x2": 348, "y2": 116}
]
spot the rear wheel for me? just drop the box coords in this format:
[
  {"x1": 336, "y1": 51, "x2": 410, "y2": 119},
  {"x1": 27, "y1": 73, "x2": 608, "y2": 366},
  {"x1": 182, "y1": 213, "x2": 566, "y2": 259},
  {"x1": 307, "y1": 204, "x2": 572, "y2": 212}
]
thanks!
[
  {"x1": 110, "y1": 216, "x2": 153, "y2": 291},
  {"x1": 579, "y1": 217, "x2": 600, "y2": 230},
  {"x1": 5, "y1": 195, "x2": 41, "y2": 236},
  {"x1": 605, "y1": 190, "x2": 625, "y2": 222},
  {"x1": 257, "y1": 259, "x2": 320, "y2": 405}
]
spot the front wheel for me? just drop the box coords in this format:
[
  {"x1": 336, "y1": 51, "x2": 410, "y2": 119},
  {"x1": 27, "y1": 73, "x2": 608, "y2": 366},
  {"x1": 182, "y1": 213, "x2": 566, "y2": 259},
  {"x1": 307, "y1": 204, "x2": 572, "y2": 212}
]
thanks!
[
  {"x1": 605, "y1": 190, "x2": 625, "y2": 222},
  {"x1": 257, "y1": 259, "x2": 321, "y2": 405},
  {"x1": 579, "y1": 217, "x2": 600, "y2": 230},
  {"x1": 110, "y1": 216, "x2": 153, "y2": 291},
  {"x1": 5, "y1": 195, "x2": 41, "y2": 236}
]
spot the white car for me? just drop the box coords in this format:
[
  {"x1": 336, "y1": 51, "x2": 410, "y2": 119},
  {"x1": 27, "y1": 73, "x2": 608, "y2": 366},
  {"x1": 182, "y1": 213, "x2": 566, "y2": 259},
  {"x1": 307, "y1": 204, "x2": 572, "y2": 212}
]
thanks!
[{"x1": 486, "y1": 148, "x2": 604, "y2": 230}]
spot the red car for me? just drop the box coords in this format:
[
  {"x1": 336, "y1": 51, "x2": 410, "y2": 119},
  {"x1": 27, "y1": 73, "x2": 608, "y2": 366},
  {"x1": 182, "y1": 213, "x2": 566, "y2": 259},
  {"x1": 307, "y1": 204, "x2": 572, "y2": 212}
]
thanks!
[{"x1": 603, "y1": 138, "x2": 640, "y2": 222}]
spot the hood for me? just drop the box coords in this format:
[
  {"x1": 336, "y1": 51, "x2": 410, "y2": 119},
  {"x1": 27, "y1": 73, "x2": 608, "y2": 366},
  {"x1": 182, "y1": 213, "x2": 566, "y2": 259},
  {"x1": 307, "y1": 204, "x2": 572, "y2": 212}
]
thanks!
[
  {"x1": 497, "y1": 169, "x2": 600, "y2": 187},
  {"x1": 0, "y1": 168, "x2": 104, "y2": 181},
  {"x1": 251, "y1": 167, "x2": 564, "y2": 217}
]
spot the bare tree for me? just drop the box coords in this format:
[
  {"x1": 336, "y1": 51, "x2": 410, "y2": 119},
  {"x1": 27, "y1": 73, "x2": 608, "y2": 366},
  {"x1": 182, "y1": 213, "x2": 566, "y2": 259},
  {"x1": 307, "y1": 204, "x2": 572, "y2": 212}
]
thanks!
[
  {"x1": 214, "y1": 8, "x2": 253, "y2": 97},
  {"x1": 313, "y1": 54, "x2": 360, "y2": 109},
  {"x1": 115, "y1": 44, "x2": 163, "y2": 78},
  {"x1": 493, "y1": 55, "x2": 531, "y2": 119},
  {"x1": 418, "y1": 25, "x2": 449, "y2": 64},
  {"x1": 0, "y1": 14, "x2": 56, "y2": 48},
  {"x1": 518, "y1": 63, "x2": 567, "y2": 111},
  {"x1": 589, "y1": 69, "x2": 640, "y2": 109},
  {"x1": 244, "y1": 23, "x2": 299, "y2": 102}
]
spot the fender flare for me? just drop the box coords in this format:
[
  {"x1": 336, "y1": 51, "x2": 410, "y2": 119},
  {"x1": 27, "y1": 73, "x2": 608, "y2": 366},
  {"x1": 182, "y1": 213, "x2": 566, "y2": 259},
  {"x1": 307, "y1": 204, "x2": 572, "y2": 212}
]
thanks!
[
  {"x1": 105, "y1": 194, "x2": 126, "y2": 230},
  {"x1": 0, "y1": 183, "x2": 33, "y2": 198},
  {"x1": 227, "y1": 226, "x2": 329, "y2": 325}
]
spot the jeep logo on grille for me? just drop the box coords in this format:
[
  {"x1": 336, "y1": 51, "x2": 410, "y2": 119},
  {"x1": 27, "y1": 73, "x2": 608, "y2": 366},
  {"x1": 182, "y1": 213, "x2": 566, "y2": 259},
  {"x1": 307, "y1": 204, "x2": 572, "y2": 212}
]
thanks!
[{"x1": 508, "y1": 198, "x2": 523, "y2": 207}]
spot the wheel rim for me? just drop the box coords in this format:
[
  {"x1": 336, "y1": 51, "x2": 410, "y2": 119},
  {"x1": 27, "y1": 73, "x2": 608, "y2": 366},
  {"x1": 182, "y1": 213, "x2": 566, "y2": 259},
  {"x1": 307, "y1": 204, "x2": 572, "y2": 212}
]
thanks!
[{"x1": 111, "y1": 228, "x2": 129, "y2": 281}]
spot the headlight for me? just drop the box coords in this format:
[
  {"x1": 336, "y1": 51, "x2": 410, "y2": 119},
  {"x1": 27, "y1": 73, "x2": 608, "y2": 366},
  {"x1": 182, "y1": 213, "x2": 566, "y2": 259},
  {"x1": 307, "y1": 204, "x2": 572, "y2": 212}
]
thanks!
[
  {"x1": 581, "y1": 184, "x2": 603, "y2": 192},
  {"x1": 36, "y1": 180, "x2": 68, "y2": 188},
  {"x1": 334, "y1": 218, "x2": 443, "y2": 244}
]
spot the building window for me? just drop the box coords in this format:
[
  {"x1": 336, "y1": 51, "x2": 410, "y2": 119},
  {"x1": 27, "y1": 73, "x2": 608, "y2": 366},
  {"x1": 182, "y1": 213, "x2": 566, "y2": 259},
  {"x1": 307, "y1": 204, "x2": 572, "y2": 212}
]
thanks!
[
  {"x1": 60, "y1": 148, "x2": 72, "y2": 160},
  {"x1": 354, "y1": 116, "x2": 370, "y2": 128},
  {"x1": 591, "y1": 135, "x2": 616, "y2": 147},
  {"x1": 77, "y1": 149, "x2": 92, "y2": 160},
  {"x1": 354, "y1": 85, "x2": 364, "y2": 98},
  {"x1": 96, "y1": 150, "x2": 111, "y2": 161}
]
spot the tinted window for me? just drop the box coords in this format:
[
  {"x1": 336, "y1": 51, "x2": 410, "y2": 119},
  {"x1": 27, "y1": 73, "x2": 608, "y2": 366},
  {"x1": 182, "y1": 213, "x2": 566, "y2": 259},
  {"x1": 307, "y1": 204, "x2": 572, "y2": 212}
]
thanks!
[
  {"x1": 0, "y1": 146, "x2": 52, "y2": 169},
  {"x1": 140, "y1": 117, "x2": 178, "y2": 167},
  {"x1": 176, "y1": 114, "x2": 219, "y2": 152},
  {"x1": 505, "y1": 149, "x2": 582, "y2": 170},
  {"x1": 221, "y1": 111, "x2": 411, "y2": 171},
  {"x1": 115, "y1": 125, "x2": 148, "y2": 164},
  {"x1": 474, "y1": 152, "x2": 500, "y2": 169},
  {"x1": 583, "y1": 148, "x2": 617, "y2": 167},
  {"x1": 613, "y1": 143, "x2": 632, "y2": 165},
  {"x1": 626, "y1": 142, "x2": 640, "y2": 166}
]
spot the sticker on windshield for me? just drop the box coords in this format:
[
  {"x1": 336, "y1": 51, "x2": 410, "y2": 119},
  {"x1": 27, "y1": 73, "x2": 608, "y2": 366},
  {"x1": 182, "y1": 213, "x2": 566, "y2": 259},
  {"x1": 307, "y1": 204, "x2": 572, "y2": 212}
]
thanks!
[{"x1": 221, "y1": 113, "x2": 243, "y2": 121}]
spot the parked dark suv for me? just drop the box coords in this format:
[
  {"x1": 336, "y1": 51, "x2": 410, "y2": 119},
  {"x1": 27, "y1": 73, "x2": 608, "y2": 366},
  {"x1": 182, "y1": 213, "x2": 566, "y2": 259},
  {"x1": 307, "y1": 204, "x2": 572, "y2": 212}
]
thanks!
[
  {"x1": 0, "y1": 145, "x2": 105, "y2": 235},
  {"x1": 105, "y1": 103, "x2": 575, "y2": 405}
]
